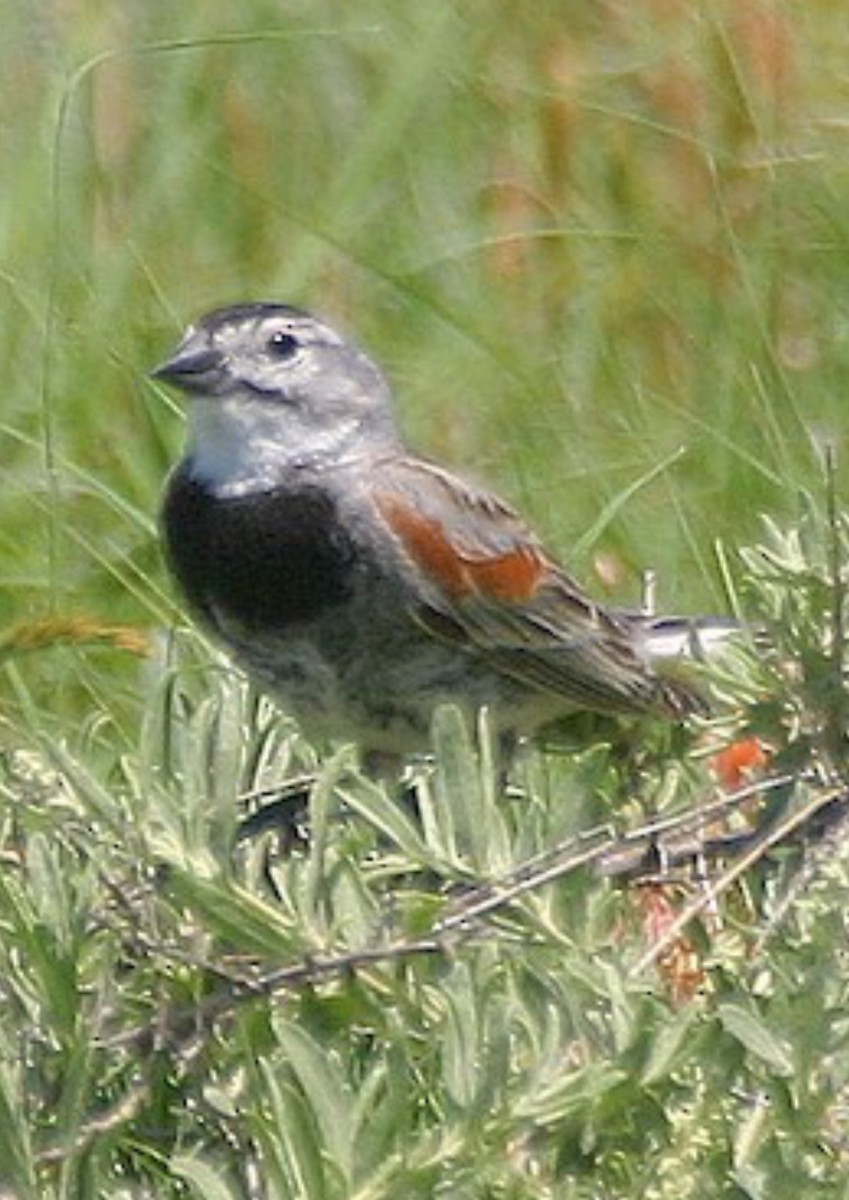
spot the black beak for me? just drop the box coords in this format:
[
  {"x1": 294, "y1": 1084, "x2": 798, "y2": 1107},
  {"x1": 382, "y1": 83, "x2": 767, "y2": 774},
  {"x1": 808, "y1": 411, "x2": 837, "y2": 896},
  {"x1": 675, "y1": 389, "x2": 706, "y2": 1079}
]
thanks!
[{"x1": 150, "y1": 343, "x2": 227, "y2": 394}]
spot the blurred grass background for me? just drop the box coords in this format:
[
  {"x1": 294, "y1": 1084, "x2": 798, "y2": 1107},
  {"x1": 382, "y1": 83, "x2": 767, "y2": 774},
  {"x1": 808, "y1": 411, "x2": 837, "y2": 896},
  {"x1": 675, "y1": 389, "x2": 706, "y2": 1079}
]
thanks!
[{"x1": 4, "y1": 0, "x2": 849, "y2": 702}]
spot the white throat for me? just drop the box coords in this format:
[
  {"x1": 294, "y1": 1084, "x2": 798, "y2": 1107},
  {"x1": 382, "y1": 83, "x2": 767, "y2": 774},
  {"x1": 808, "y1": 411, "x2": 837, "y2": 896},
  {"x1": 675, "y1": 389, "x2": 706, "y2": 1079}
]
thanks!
[{"x1": 184, "y1": 396, "x2": 358, "y2": 497}]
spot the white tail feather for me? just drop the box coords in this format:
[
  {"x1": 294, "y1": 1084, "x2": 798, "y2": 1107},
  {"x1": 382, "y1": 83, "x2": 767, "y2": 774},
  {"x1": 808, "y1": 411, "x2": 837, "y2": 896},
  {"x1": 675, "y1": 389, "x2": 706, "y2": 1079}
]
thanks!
[{"x1": 641, "y1": 616, "x2": 742, "y2": 661}]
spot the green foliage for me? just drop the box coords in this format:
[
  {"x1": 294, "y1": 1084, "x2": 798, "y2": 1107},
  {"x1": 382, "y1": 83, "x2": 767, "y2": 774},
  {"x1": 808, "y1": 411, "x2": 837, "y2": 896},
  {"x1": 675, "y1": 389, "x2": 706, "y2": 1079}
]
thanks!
[
  {"x1": 3, "y1": 2, "x2": 849, "y2": 1196},
  {"x1": 2, "y1": 526, "x2": 849, "y2": 1198}
]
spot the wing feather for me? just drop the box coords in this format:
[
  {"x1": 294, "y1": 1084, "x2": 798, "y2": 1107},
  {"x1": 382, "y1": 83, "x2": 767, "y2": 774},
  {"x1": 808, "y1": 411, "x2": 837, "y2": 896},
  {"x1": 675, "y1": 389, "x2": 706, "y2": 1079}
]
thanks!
[{"x1": 373, "y1": 458, "x2": 695, "y2": 717}]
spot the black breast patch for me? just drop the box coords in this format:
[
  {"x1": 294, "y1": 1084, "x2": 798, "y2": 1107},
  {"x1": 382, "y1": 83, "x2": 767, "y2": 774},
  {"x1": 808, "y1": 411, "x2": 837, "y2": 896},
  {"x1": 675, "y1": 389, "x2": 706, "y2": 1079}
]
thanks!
[{"x1": 161, "y1": 468, "x2": 357, "y2": 631}]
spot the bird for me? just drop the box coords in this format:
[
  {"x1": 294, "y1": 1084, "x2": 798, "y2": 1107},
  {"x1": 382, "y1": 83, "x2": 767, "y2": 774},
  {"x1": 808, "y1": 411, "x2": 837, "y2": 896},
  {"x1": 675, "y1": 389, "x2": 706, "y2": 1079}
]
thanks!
[{"x1": 152, "y1": 302, "x2": 734, "y2": 778}]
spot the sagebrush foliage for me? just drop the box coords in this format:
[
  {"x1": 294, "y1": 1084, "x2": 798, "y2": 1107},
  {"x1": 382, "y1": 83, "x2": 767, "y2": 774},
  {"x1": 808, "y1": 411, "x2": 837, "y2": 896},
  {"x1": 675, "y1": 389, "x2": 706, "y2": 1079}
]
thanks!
[{"x1": 2, "y1": 502, "x2": 849, "y2": 1197}]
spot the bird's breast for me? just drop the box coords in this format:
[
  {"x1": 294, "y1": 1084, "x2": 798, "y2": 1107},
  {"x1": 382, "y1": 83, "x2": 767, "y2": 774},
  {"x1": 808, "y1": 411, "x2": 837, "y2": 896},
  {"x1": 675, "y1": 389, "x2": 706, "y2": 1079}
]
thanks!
[{"x1": 161, "y1": 467, "x2": 357, "y2": 632}]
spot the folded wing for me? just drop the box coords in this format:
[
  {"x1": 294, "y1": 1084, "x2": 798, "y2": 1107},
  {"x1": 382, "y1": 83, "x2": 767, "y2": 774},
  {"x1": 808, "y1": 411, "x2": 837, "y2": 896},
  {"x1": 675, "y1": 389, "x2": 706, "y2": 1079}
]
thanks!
[{"x1": 374, "y1": 458, "x2": 697, "y2": 718}]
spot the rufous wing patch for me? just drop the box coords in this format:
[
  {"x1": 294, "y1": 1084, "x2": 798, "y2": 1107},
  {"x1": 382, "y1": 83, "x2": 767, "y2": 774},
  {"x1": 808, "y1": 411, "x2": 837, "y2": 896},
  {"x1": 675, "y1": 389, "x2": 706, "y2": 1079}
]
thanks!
[{"x1": 376, "y1": 492, "x2": 545, "y2": 603}]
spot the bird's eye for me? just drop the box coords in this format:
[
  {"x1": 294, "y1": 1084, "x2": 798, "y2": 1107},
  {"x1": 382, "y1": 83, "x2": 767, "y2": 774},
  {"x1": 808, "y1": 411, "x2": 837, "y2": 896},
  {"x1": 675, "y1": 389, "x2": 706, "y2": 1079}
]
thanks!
[{"x1": 267, "y1": 330, "x2": 299, "y2": 359}]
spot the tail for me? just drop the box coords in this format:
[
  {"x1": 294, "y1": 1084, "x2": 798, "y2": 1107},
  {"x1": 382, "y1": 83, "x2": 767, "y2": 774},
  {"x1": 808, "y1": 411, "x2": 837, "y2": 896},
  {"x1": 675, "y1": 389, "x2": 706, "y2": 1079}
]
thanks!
[
  {"x1": 635, "y1": 614, "x2": 744, "y2": 719},
  {"x1": 641, "y1": 615, "x2": 743, "y2": 662}
]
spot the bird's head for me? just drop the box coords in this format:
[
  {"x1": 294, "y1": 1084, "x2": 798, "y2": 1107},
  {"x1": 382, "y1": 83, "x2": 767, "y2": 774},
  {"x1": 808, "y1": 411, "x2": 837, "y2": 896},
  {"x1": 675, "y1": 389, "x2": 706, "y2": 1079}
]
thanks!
[{"x1": 151, "y1": 303, "x2": 400, "y2": 493}]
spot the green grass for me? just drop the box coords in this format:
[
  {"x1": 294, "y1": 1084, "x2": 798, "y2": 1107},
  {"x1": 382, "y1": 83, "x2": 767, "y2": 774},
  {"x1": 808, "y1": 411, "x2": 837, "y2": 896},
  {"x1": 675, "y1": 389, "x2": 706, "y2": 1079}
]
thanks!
[{"x1": 3, "y1": 2, "x2": 849, "y2": 1195}]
